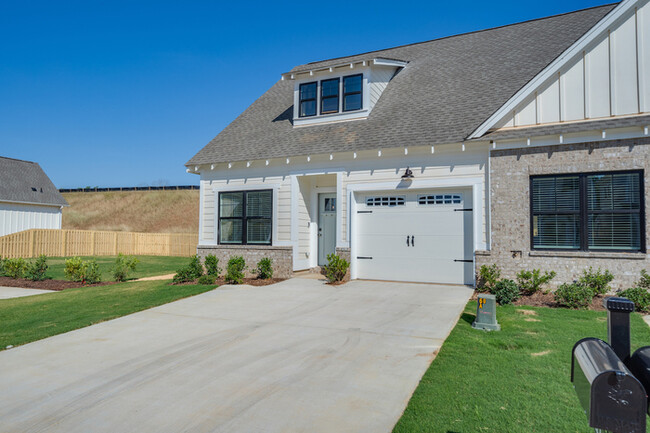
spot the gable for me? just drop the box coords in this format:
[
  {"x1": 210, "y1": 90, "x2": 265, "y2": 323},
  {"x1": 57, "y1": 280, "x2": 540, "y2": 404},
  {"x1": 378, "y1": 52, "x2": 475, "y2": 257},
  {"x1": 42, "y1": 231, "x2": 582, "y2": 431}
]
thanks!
[
  {"x1": 0, "y1": 157, "x2": 68, "y2": 207},
  {"x1": 474, "y1": 0, "x2": 649, "y2": 136}
]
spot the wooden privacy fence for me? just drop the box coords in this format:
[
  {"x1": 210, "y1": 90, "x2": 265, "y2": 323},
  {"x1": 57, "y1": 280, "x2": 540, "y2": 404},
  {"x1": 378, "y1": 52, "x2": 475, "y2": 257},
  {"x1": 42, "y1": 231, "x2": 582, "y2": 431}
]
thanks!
[{"x1": 0, "y1": 229, "x2": 198, "y2": 259}]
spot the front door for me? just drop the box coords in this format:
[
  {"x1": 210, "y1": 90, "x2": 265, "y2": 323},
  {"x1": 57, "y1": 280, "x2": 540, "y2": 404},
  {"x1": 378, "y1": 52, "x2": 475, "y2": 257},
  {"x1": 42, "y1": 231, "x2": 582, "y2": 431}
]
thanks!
[{"x1": 318, "y1": 193, "x2": 337, "y2": 266}]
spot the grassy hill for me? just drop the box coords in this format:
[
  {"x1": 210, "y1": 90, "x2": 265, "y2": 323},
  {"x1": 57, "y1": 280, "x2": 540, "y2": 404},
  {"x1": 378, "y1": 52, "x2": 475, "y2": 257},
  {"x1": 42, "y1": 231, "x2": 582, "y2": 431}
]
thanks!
[{"x1": 62, "y1": 190, "x2": 199, "y2": 233}]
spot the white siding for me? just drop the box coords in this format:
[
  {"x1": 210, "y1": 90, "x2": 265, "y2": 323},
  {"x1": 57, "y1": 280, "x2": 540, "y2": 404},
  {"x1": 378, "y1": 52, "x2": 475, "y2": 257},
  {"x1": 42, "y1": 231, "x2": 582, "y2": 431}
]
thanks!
[
  {"x1": 297, "y1": 176, "x2": 311, "y2": 261},
  {"x1": 369, "y1": 66, "x2": 396, "y2": 110},
  {"x1": 0, "y1": 202, "x2": 62, "y2": 237},
  {"x1": 494, "y1": 2, "x2": 649, "y2": 130}
]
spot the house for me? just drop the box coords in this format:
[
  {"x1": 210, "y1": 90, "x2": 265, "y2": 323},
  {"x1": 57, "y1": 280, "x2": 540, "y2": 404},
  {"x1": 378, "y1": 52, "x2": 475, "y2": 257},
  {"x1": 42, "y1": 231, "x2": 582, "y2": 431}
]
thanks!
[
  {"x1": 0, "y1": 156, "x2": 69, "y2": 237},
  {"x1": 187, "y1": 0, "x2": 650, "y2": 288}
]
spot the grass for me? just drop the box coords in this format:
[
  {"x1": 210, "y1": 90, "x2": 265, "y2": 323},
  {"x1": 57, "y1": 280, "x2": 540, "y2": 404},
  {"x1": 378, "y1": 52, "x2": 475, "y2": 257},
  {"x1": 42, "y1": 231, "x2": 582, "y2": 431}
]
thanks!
[
  {"x1": 61, "y1": 190, "x2": 199, "y2": 233},
  {"x1": 393, "y1": 302, "x2": 650, "y2": 433},
  {"x1": 45, "y1": 255, "x2": 189, "y2": 281},
  {"x1": 0, "y1": 279, "x2": 216, "y2": 349}
]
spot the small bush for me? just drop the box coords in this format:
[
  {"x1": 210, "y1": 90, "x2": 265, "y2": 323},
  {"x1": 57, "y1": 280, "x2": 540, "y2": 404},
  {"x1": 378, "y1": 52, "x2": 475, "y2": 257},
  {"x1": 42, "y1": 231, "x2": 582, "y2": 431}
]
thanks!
[
  {"x1": 323, "y1": 253, "x2": 349, "y2": 283},
  {"x1": 637, "y1": 269, "x2": 650, "y2": 290},
  {"x1": 477, "y1": 264, "x2": 501, "y2": 293},
  {"x1": 492, "y1": 279, "x2": 520, "y2": 305},
  {"x1": 554, "y1": 282, "x2": 594, "y2": 309},
  {"x1": 26, "y1": 255, "x2": 49, "y2": 281},
  {"x1": 197, "y1": 274, "x2": 217, "y2": 285},
  {"x1": 618, "y1": 287, "x2": 650, "y2": 313},
  {"x1": 64, "y1": 257, "x2": 101, "y2": 284},
  {"x1": 111, "y1": 254, "x2": 139, "y2": 282},
  {"x1": 225, "y1": 256, "x2": 247, "y2": 284},
  {"x1": 3, "y1": 258, "x2": 27, "y2": 279},
  {"x1": 188, "y1": 255, "x2": 204, "y2": 279},
  {"x1": 0, "y1": 257, "x2": 6, "y2": 276},
  {"x1": 172, "y1": 267, "x2": 195, "y2": 284},
  {"x1": 204, "y1": 254, "x2": 221, "y2": 277},
  {"x1": 516, "y1": 269, "x2": 556, "y2": 295},
  {"x1": 256, "y1": 257, "x2": 273, "y2": 280},
  {"x1": 579, "y1": 267, "x2": 614, "y2": 296}
]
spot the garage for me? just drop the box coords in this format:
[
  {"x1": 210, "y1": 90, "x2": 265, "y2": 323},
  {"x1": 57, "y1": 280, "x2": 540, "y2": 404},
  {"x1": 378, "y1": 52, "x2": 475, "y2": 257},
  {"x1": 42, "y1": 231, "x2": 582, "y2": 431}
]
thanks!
[{"x1": 354, "y1": 189, "x2": 474, "y2": 285}]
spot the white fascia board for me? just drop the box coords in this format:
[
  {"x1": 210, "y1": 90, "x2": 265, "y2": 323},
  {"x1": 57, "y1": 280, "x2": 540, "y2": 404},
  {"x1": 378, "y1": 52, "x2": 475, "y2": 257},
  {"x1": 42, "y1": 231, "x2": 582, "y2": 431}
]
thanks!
[
  {"x1": 467, "y1": 0, "x2": 635, "y2": 139},
  {"x1": 0, "y1": 199, "x2": 67, "y2": 208},
  {"x1": 372, "y1": 58, "x2": 408, "y2": 67}
]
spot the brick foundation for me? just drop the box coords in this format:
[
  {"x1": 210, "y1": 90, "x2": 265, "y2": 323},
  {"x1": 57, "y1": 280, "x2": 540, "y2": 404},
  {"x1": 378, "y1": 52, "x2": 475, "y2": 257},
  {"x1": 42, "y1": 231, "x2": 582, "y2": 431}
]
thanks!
[
  {"x1": 197, "y1": 245, "x2": 293, "y2": 279},
  {"x1": 480, "y1": 136, "x2": 650, "y2": 290}
]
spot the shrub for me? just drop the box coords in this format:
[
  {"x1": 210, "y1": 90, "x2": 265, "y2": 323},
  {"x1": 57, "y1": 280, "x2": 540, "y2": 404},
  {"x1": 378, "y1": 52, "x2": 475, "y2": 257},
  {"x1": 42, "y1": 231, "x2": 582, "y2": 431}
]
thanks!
[
  {"x1": 323, "y1": 253, "x2": 349, "y2": 283},
  {"x1": 492, "y1": 279, "x2": 520, "y2": 305},
  {"x1": 197, "y1": 274, "x2": 217, "y2": 285},
  {"x1": 256, "y1": 257, "x2": 273, "y2": 280},
  {"x1": 578, "y1": 267, "x2": 614, "y2": 296},
  {"x1": 618, "y1": 287, "x2": 650, "y2": 313},
  {"x1": 477, "y1": 264, "x2": 501, "y2": 293},
  {"x1": 188, "y1": 255, "x2": 204, "y2": 279},
  {"x1": 111, "y1": 254, "x2": 139, "y2": 282},
  {"x1": 3, "y1": 258, "x2": 27, "y2": 279},
  {"x1": 516, "y1": 269, "x2": 556, "y2": 295},
  {"x1": 225, "y1": 256, "x2": 247, "y2": 284},
  {"x1": 204, "y1": 254, "x2": 221, "y2": 277},
  {"x1": 26, "y1": 255, "x2": 49, "y2": 281},
  {"x1": 0, "y1": 257, "x2": 6, "y2": 276},
  {"x1": 637, "y1": 269, "x2": 650, "y2": 290},
  {"x1": 172, "y1": 267, "x2": 195, "y2": 284},
  {"x1": 64, "y1": 257, "x2": 101, "y2": 284},
  {"x1": 554, "y1": 282, "x2": 594, "y2": 309}
]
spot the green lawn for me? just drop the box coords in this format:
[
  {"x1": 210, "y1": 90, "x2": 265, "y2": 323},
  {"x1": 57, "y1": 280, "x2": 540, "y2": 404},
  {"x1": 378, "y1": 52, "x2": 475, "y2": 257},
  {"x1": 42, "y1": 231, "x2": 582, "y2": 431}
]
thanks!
[
  {"x1": 0, "y1": 280, "x2": 215, "y2": 349},
  {"x1": 45, "y1": 255, "x2": 189, "y2": 281},
  {"x1": 393, "y1": 302, "x2": 650, "y2": 433}
]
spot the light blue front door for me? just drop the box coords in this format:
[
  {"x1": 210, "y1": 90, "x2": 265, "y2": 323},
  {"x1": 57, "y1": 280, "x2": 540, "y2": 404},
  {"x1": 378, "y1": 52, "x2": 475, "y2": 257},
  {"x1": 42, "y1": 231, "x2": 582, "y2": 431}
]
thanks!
[{"x1": 318, "y1": 193, "x2": 336, "y2": 266}]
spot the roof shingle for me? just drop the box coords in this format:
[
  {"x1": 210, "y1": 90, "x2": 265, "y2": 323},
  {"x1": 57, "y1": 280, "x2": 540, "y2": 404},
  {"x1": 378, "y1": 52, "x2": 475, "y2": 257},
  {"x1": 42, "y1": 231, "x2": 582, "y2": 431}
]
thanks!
[{"x1": 0, "y1": 157, "x2": 69, "y2": 207}]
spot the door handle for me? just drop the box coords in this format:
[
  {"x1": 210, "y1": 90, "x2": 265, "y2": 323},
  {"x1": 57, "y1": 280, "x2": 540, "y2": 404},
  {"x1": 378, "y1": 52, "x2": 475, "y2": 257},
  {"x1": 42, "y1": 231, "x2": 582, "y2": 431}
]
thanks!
[
  {"x1": 411, "y1": 235, "x2": 414, "y2": 247},
  {"x1": 406, "y1": 236, "x2": 410, "y2": 247}
]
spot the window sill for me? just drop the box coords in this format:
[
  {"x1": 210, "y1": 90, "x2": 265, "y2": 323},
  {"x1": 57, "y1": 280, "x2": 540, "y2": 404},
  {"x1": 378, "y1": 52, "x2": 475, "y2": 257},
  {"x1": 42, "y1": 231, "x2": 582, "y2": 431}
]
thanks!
[
  {"x1": 529, "y1": 250, "x2": 646, "y2": 260},
  {"x1": 293, "y1": 109, "x2": 369, "y2": 127}
]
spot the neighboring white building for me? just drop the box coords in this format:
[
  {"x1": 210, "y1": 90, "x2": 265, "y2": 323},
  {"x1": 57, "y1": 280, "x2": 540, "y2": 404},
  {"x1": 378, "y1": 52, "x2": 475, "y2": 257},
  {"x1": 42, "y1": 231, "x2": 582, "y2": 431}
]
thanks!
[
  {"x1": 0, "y1": 156, "x2": 68, "y2": 237},
  {"x1": 186, "y1": 0, "x2": 650, "y2": 287}
]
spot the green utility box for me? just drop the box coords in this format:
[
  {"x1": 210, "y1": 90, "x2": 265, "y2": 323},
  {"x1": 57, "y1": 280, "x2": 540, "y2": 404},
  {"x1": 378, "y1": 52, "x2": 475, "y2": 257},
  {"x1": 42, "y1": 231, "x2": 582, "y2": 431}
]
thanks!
[{"x1": 472, "y1": 293, "x2": 500, "y2": 331}]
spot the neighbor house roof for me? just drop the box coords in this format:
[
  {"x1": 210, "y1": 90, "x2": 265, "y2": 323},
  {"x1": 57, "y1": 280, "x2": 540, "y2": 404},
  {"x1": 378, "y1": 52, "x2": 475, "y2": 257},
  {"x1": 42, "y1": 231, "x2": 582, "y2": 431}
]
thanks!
[
  {"x1": 187, "y1": 4, "x2": 617, "y2": 166},
  {"x1": 0, "y1": 157, "x2": 69, "y2": 207}
]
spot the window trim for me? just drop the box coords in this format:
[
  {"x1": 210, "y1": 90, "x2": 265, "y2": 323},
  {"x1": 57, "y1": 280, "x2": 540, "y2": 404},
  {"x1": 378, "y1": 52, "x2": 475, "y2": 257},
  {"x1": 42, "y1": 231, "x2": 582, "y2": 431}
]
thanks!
[
  {"x1": 218, "y1": 189, "x2": 273, "y2": 245},
  {"x1": 320, "y1": 77, "x2": 340, "y2": 115},
  {"x1": 529, "y1": 170, "x2": 645, "y2": 253},
  {"x1": 343, "y1": 74, "x2": 363, "y2": 112},
  {"x1": 298, "y1": 81, "x2": 317, "y2": 118}
]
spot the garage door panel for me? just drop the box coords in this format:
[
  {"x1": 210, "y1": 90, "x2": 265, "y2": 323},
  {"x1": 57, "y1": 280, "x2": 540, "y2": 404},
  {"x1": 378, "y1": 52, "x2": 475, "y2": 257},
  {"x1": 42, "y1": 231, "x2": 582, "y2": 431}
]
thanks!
[{"x1": 355, "y1": 189, "x2": 473, "y2": 285}]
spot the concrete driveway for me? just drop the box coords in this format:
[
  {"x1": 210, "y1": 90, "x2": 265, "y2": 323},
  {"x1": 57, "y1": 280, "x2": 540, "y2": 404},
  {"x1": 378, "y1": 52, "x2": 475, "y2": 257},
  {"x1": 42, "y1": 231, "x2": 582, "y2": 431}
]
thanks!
[
  {"x1": 0, "y1": 286, "x2": 54, "y2": 299},
  {"x1": 0, "y1": 278, "x2": 472, "y2": 433}
]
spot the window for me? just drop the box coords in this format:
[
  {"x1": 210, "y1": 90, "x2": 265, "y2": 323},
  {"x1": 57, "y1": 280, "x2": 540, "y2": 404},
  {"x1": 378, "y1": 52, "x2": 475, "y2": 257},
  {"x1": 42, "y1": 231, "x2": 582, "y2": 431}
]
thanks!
[
  {"x1": 320, "y1": 78, "x2": 339, "y2": 114},
  {"x1": 418, "y1": 194, "x2": 462, "y2": 205},
  {"x1": 343, "y1": 74, "x2": 363, "y2": 111},
  {"x1": 299, "y1": 82, "x2": 317, "y2": 117},
  {"x1": 219, "y1": 190, "x2": 272, "y2": 245},
  {"x1": 366, "y1": 196, "x2": 405, "y2": 207},
  {"x1": 531, "y1": 171, "x2": 643, "y2": 251}
]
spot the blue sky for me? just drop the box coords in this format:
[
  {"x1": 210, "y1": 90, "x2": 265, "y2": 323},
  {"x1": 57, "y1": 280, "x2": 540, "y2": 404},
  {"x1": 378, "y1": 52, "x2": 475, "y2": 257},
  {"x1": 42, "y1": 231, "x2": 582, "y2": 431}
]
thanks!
[{"x1": 0, "y1": 0, "x2": 611, "y2": 188}]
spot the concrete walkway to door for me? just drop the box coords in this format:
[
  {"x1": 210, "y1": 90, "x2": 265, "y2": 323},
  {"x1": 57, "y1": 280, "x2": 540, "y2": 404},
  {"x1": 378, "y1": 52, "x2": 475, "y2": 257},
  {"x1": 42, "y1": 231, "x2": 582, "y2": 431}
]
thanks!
[{"x1": 0, "y1": 278, "x2": 472, "y2": 433}]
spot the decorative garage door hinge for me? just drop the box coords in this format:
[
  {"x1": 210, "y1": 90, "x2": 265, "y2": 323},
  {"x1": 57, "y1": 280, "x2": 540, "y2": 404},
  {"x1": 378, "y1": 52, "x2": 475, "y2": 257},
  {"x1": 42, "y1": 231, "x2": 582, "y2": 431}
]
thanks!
[
  {"x1": 454, "y1": 259, "x2": 473, "y2": 262},
  {"x1": 356, "y1": 256, "x2": 373, "y2": 259},
  {"x1": 357, "y1": 210, "x2": 372, "y2": 214},
  {"x1": 454, "y1": 208, "x2": 473, "y2": 212}
]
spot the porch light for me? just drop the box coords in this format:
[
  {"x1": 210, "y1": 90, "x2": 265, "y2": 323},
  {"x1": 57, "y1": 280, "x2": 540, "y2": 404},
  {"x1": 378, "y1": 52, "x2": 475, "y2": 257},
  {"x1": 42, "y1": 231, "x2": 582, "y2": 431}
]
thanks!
[{"x1": 401, "y1": 167, "x2": 414, "y2": 179}]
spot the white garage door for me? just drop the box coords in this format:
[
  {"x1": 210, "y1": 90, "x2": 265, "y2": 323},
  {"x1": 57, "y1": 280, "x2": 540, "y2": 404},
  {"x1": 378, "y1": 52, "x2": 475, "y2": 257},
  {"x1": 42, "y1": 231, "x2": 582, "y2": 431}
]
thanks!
[{"x1": 355, "y1": 189, "x2": 474, "y2": 285}]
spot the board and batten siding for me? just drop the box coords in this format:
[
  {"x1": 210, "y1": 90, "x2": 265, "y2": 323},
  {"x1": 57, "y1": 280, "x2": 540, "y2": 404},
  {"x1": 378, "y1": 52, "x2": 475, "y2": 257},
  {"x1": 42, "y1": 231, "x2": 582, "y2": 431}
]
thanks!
[
  {"x1": 0, "y1": 202, "x2": 62, "y2": 237},
  {"x1": 496, "y1": 0, "x2": 650, "y2": 129}
]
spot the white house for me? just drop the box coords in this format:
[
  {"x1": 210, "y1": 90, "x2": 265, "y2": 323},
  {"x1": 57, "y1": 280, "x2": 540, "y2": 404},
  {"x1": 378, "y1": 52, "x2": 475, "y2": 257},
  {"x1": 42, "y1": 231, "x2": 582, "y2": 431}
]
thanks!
[
  {"x1": 0, "y1": 156, "x2": 68, "y2": 237},
  {"x1": 187, "y1": 0, "x2": 650, "y2": 288}
]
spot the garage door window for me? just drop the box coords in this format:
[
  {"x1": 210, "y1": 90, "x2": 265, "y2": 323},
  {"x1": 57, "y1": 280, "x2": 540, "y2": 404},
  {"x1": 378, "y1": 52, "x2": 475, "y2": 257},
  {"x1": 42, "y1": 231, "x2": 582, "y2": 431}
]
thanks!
[
  {"x1": 418, "y1": 194, "x2": 462, "y2": 205},
  {"x1": 531, "y1": 171, "x2": 644, "y2": 252},
  {"x1": 219, "y1": 190, "x2": 272, "y2": 245},
  {"x1": 366, "y1": 196, "x2": 405, "y2": 207}
]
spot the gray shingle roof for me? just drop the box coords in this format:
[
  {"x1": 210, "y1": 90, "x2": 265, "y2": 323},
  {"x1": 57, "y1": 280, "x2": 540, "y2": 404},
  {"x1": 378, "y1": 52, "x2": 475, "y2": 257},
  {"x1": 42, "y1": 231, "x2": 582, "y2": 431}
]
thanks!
[
  {"x1": 0, "y1": 157, "x2": 69, "y2": 207},
  {"x1": 472, "y1": 114, "x2": 650, "y2": 142},
  {"x1": 187, "y1": 4, "x2": 617, "y2": 166}
]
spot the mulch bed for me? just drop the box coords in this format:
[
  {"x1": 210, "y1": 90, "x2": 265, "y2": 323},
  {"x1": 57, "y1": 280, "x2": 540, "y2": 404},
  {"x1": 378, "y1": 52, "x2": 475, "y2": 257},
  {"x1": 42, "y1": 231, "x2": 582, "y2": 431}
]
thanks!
[
  {"x1": 173, "y1": 277, "x2": 285, "y2": 286},
  {"x1": 471, "y1": 290, "x2": 608, "y2": 311},
  {"x1": 0, "y1": 276, "x2": 116, "y2": 291}
]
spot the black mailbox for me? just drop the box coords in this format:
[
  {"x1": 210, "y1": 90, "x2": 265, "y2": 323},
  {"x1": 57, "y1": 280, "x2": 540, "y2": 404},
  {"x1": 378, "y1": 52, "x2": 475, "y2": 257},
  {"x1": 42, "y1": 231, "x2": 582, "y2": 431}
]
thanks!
[
  {"x1": 572, "y1": 337, "x2": 647, "y2": 433},
  {"x1": 628, "y1": 346, "x2": 650, "y2": 415}
]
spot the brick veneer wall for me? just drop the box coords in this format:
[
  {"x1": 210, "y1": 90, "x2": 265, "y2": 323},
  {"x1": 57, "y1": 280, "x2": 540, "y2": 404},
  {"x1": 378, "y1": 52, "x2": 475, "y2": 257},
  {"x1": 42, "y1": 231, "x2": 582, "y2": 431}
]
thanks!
[
  {"x1": 476, "y1": 136, "x2": 650, "y2": 290},
  {"x1": 197, "y1": 245, "x2": 293, "y2": 279}
]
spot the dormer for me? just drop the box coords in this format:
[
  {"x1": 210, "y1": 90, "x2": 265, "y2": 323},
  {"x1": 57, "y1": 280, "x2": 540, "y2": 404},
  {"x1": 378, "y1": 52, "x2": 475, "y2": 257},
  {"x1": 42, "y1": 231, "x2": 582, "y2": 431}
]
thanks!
[{"x1": 281, "y1": 58, "x2": 407, "y2": 126}]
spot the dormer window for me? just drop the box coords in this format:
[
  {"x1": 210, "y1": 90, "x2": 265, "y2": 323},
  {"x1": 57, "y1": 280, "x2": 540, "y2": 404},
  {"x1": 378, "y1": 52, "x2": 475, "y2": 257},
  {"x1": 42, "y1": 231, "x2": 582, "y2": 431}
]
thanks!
[
  {"x1": 299, "y1": 82, "x2": 317, "y2": 117},
  {"x1": 321, "y1": 78, "x2": 340, "y2": 114},
  {"x1": 343, "y1": 74, "x2": 363, "y2": 112}
]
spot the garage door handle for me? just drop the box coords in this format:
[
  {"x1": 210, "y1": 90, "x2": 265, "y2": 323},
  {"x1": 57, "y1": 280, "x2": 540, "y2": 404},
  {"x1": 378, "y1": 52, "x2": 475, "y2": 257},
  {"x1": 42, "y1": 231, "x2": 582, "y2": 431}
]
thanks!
[
  {"x1": 406, "y1": 236, "x2": 410, "y2": 247},
  {"x1": 411, "y1": 235, "x2": 414, "y2": 247}
]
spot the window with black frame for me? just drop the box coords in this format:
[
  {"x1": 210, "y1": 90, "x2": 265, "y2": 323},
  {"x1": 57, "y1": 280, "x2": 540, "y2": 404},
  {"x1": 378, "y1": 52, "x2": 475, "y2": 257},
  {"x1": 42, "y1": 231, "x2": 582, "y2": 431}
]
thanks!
[
  {"x1": 219, "y1": 190, "x2": 272, "y2": 245},
  {"x1": 531, "y1": 171, "x2": 643, "y2": 252},
  {"x1": 343, "y1": 74, "x2": 362, "y2": 111},
  {"x1": 321, "y1": 78, "x2": 339, "y2": 114},
  {"x1": 299, "y1": 82, "x2": 317, "y2": 117}
]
